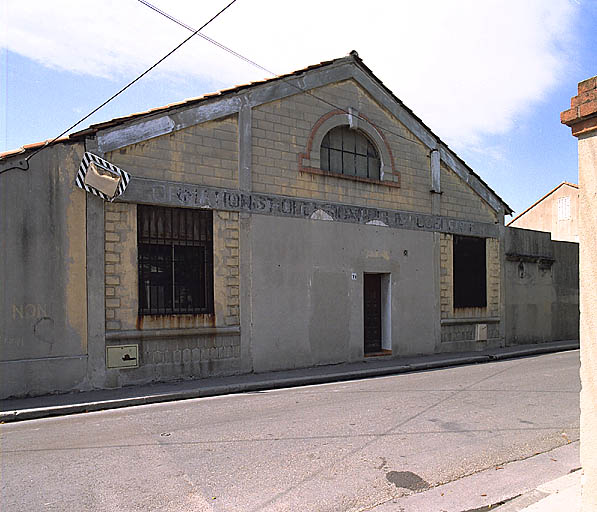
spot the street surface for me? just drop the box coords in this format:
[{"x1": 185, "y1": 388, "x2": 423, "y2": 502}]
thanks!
[{"x1": 0, "y1": 351, "x2": 580, "y2": 511}]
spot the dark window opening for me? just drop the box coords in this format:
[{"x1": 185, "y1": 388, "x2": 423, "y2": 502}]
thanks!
[
  {"x1": 137, "y1": 205, "x2": 214, "y2": 315},
  {"x1": 320, "y1": 126, "x2": 380, "y2": 179},
  {"x1": 453, "y1": 235, "x2": 487, "y2": 308}
]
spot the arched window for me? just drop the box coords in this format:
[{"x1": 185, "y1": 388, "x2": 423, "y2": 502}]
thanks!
[{"x1": 320, "y1": 126, "x2": 380, "y2": 180}]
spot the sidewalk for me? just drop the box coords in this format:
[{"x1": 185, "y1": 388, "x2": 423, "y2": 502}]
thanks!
[
  {"x1": 494, "y1": 469, "x2": 581, "y2": 511},
  {"x1": 0, "y1": 340, "x2": 578, "y2": 423}
]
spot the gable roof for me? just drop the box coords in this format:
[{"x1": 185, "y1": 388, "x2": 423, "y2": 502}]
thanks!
[
  {"x1": 1, "y1": 51, "x2": 512, "y2": 215},
  {"x1": 507, "y1": 181, "x2": 578, "y2": 226}
]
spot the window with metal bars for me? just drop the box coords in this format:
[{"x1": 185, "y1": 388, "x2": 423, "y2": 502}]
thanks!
[
  {"x1": 137, "y1": 205, "x2": 214, "y2": 315},
  {"x1": 320, "y1": 126, "x2": 380, "y2": 179}
]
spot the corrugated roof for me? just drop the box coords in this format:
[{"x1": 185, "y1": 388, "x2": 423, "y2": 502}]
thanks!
[{"x1": 1, "y1": 51, "x2": 512, "y2": 213}]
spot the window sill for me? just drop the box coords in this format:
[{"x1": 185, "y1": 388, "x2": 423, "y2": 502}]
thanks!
[
  {"x1": 300, "y1": 166, "x2": 401, "y2": 188},
  {"x1": 441, "y1": 317, "x2": 500, "y2": 326},
  {"x1": 106, "y1": 326, "x2": 240, "y2": 341},
  {"x1": 364, "y1": 349, "x2": 393, "y2": 357}
]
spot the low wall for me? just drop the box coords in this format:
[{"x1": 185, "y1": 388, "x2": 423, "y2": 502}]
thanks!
[{"x1": 505, "y1": 227, "x2": 579, "y2": 345}]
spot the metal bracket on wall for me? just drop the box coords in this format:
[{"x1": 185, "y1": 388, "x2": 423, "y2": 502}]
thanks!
[{"x1": 0, "y1": 159, "x2": 29, "y2": 173}]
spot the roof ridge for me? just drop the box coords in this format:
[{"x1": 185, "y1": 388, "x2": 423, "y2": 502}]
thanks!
[{"x1": 1, "y1": 50, "x2": 511, "y2": 214}]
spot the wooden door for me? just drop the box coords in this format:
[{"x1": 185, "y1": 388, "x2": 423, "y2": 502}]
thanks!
[{"x1": 364, "y1": 274, "x2": 382, "y2": 354}]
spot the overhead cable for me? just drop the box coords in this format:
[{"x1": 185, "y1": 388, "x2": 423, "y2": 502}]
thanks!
[
  {"x1": 137, "y1": 0, "x2": 422, "y2": 147},
  {"x1": 0, "y1": 0, "x2": 239, "y2": 174}
]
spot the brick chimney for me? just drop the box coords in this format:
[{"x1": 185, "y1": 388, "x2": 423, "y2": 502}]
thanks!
[{"x1": 561, "y1": 76, "x2": 597, "y2": 136}]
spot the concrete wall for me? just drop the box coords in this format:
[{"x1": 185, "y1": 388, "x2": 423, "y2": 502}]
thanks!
[
  {"x1": 249, "y1": 215, "x2": 437, "y2": 372},
  {"x1": 578, "y1": 119, "x2": 597, "y2": 512},
  {"x1": 504, "y1": 227, "x2": 579, "y2": 345},
  {"x1": 0, "y1": 143, "x2": 89, "y2": 398},
  {"x1": 508, "y1": 183, "x2": 579, "y2": 242}
]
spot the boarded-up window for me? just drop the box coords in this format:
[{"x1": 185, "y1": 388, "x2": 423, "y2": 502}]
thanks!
[
  {"x1": 453, "y1": 235, "x2": 487, "y2": 308},
  {"x1": 137, "y1": 205, "x2": 214, "y2": 315},
  {"x1": 321, "y1": 126, "x2": 380, "y2": 179}
]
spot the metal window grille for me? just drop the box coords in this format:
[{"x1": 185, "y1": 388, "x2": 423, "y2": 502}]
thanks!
[
  {"x1": 453, "y1": 235, "x2": 487, "y2": 308},
  {"x1": 320, "y1": 126, "x2": 380, "y2": 179},
  {"x1": 137, "y1": 205, "x2": 214, "y2": 315}
]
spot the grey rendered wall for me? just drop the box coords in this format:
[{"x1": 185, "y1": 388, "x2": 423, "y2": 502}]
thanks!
[
  {"x1": 551, "y1": 241, "x2": 580, "y2": 340},
  {"x1": 249, "y1": 215, "x2": 436, "y2": 373},
  {"x1": 505, "y1": 227, "x2": 579, "y2": 345},
  {"x1": 0, "y1": 144, "x2": 89, "y2": 398}
]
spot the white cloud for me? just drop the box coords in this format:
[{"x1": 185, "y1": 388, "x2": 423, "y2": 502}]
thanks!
[{"x1": 1, "y1": 0, "x2": 578, "y2": 151}]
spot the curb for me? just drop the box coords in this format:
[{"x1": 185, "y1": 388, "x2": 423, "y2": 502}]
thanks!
[{"x1": 0, "y1": 343, "x2": 578, "y2": 423}]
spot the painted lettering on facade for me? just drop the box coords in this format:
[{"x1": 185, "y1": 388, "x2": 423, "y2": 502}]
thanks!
[
  {"x1": 2, "y1": 337, "x2": 24, "y2": 348},
  {"x1": 12, "y1": 304, "x2": 48, "y2": 321},
  {"x1": 125, "y1": 179, "x2": 498, "y2": 238}
]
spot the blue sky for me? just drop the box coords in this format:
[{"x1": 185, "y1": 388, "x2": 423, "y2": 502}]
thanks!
[{"x1": 1, "y1": 0, "x2": 596, "y2": 217}]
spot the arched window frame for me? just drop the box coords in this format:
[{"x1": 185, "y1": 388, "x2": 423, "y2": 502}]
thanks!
[{"x1": 299, "y1": 109, "x2": 398, "y2": 187}]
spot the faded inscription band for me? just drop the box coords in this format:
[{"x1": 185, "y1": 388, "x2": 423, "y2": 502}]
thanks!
[{"x1": 121, "y1": 178, "x2": 499, "y2": 238}]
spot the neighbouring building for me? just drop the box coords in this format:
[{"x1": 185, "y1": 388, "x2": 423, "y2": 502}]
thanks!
[
  {"x1": 561, "y1": 75, "x2": 597, "y2": 512},
  {"x1": 507, "y1": 181, "x2": 579, "y2": 242},
  {"x1": 0, "y1": 52, "x2": 578, "y2": 399}
]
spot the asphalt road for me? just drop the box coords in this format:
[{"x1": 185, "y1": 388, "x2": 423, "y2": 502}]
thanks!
[{"x1": 0, "y1": 351, "x2": 580, "y2": 512}]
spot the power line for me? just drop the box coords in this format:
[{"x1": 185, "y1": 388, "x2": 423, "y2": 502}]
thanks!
[
  {"x1": 137, "y1": 0, "x2": 275, "y2": 78},
  {"x1": 137, "y1": 0, "x2": 423, "y2": 148},
  {"x1": 1, "y1": 0, "x2": 239, "y2": 174}
]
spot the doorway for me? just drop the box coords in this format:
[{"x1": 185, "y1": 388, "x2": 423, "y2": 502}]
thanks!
[
  {"x1": 364, "y1": 273, "x2": 392, "y2": 356},
  {"x1": 364, "y1": 274, "x2": 381, "y2": 355}
]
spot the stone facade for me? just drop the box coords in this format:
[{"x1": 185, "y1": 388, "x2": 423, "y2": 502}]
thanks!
[
  {"x1": 102, "y1": 196, "x2": 241, "y2": 386},
  {"x1": 107, "y1": 116, "x2": 239, "y2": 189},
  {"x1": 439, "y1": 234, "x2": 501, "y2": 348},
  {"x1": 251, "y1": 81, "x2": 431, "y2": 213}
]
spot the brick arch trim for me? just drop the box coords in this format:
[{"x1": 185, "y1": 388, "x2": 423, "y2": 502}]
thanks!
[{"x1": 299, "y1": 109, "x2": 399, "y2": 187}]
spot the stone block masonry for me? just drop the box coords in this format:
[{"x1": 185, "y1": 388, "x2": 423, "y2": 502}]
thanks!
[
  {"x1": 104, "y1": 204, "x2": 240, "y2": 330},
  {"x1": 106, "y1": 116, "x2": 239, "y2": 191},
  {"x1": 104, "y1": 202, "x2": 137, "y2": 331},
  {"x1": 439, "y1": 233, "x2": 501, "y2": 321},
  {"x1": 440, "y1": 163, "x2": 497, "y2": 224},
  {"x1": 103, "y1": 203, "x2": 241, "y2": 385},
  {"x1": 213, "y1": 211, "x2": 240, "y2": 327},
  {"x1": 251, "y1": 80, "x2": 433, "y2": 213}
]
